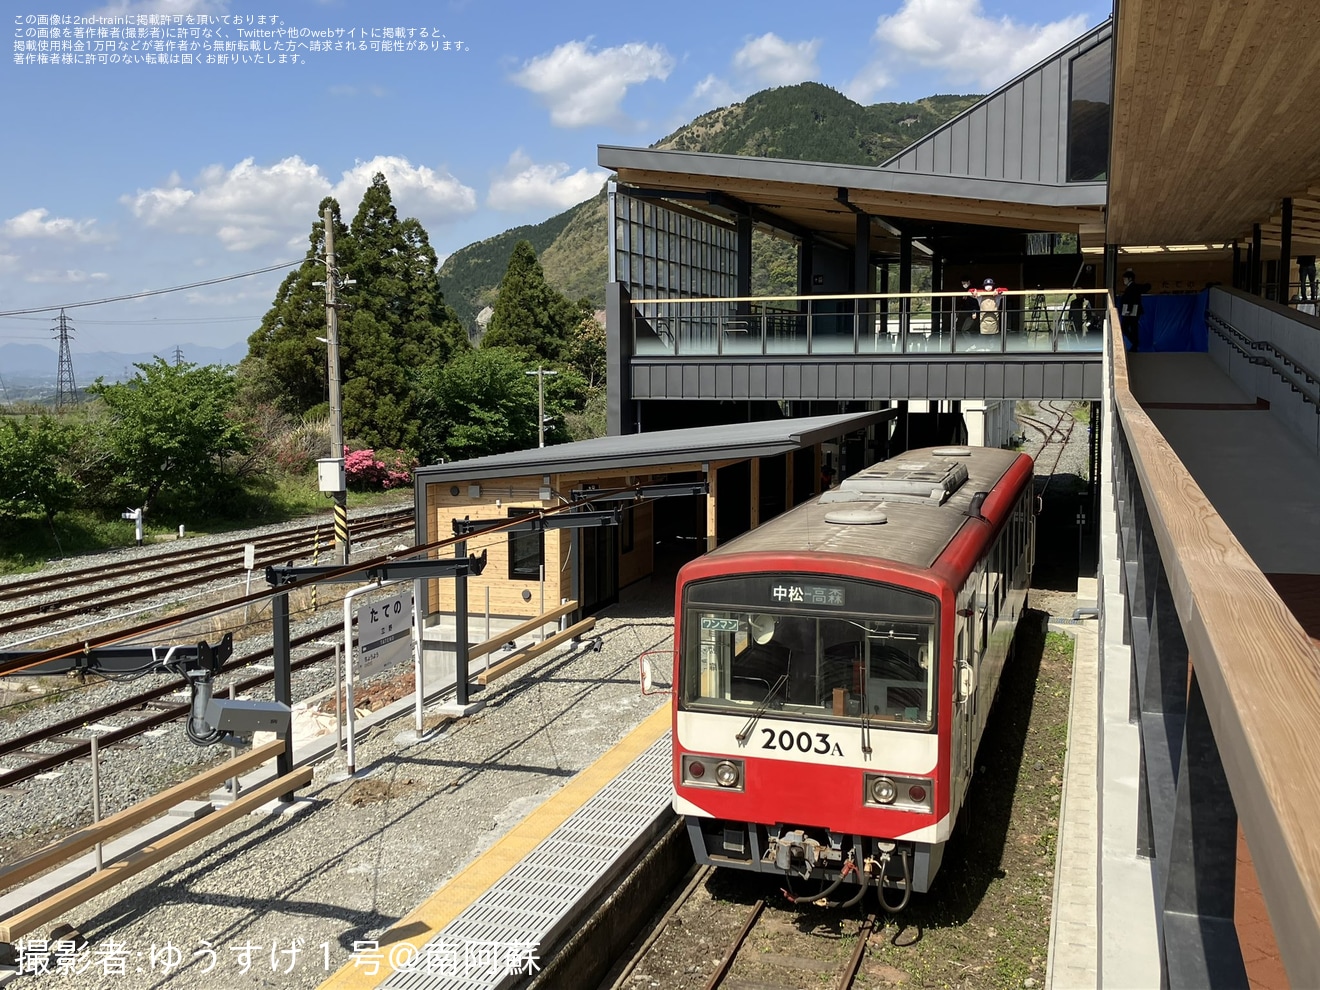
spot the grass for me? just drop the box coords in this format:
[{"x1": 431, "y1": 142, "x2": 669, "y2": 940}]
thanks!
[
  {"x1": 0, "y1": 474, "x2": 412, "y2": 574},
  {"x1": 858, "y1": 615, "x2": 1075, "y2": 989}
]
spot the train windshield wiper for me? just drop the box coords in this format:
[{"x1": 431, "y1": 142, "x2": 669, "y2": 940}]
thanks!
[{"x1": 736, "y1": 673, "x2": 788, "y2": 743}]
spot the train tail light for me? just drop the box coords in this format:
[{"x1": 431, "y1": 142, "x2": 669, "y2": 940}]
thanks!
[{"x1": 682, "y1": 754, "x2": 744, "y2": 791}]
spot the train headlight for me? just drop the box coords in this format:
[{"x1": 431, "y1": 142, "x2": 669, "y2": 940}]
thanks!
[
  {"x1": 682, "y1": 754, "x2": 744, "y2": 791},
  {"x1": 715, "y1": 761, "x2": 740, "y2": 788},
  {"x1": 869, "y1": 776, "x2": 898, "y2": 805},
  {"x1": 863, "y1": 773, "x2": 933, "y2": 812}
]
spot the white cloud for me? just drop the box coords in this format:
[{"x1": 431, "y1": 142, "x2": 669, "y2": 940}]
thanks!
[
  {"x1": 123, "y1": 155, "x2": 476, "y2": 252},
  {"x1": 23, "y1": 269, "x2": 110, "y2": 284},
  {"x1": 511, "y1": 39, "x2": 673, "y2": 128},
  {"x1": 123, "y1": 156, "x2": 328, "y2": 251},
  {"x1": 848, "y1": 0, "x2": 1089, "y2": 98},
  {"x1": 688, "y1": 33, "x2": 822, "y2": 113},
  {"x1": 3, "y1": 208, "x2": 106, "y2": 243},
  {"x1": 732, "y1": 34, "x2": 822, "y2": 89},
  {"x1": 486, "y1": 150, "x2": 607, "y2": 212},
  {"x1": 332, "y1": 156, "x2": 477, "y2": 222},
  {"x1": 690, "y1": 74, "x2": 741, "y2": 109}
]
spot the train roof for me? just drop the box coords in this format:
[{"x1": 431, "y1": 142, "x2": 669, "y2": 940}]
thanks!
[{"x1": 707, "y1": 446, "x2": 1029, "y2": 571}]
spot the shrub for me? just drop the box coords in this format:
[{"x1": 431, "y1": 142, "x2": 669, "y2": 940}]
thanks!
[{"x1": 344, "y1": 447, "x2": 416, "y2": 491}]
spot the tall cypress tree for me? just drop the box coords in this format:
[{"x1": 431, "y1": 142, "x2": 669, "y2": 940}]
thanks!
[
  {"x1": 242, "y1": 198, "x2": 348, "y2": 415},
  {"x1": 244, "y1": 174, "x2": 466, "y2": 453},
  {"x1": 481, "y1": 240, "x2": 571, "y2": 363},
  {"x1": 340, "y1": 173, "x2": 466, "y2": 451}
]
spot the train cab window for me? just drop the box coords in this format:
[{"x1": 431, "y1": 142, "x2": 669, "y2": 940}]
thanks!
[{"x1": 681, "y1": 605, "x2": 936, "y2": 731}]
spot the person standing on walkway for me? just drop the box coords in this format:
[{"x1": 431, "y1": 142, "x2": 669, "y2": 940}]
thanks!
[
  {"x1": 1118, "y1": 269, "x2": 1149, "y2": 352},
  {"x1": 1298, "y1": 254, "x2": 1317, "y2": 302},
  {"x1": 971, "y1": 278, "x2": 1006, "y2": 335},
  {"x1": 955, "y1": 278, "x2": 978, "y2": 333}
]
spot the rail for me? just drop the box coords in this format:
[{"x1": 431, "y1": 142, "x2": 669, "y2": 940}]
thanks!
[
  {"x1": 627, "y1": 288, "x2": 1105, "y2": 358},
  {"x1": 1105, "y1": 296, "x2": 1320, "y2": 985}
]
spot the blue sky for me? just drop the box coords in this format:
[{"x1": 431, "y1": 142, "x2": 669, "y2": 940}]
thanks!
[{"x1": 1, "y1": 0, "x2": 1108, "y2": 357}]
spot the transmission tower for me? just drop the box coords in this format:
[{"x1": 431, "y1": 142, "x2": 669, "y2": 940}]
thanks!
[
  {"x1": 53, "y1": 309, "x2": 80, "y2": 411},
  {"x1": 173, "y1": 345, "x2": 185, "y2": 366}
]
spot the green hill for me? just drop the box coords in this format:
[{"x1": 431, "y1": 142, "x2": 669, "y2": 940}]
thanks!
[{"x1": 437, "y1": 83, "x2": 981, "y2": 328}]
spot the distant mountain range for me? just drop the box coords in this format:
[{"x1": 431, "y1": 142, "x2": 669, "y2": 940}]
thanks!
[
  {"x1": 0, "y1": 341, "x2": 248, "y2": 390},
  {"x1": 437, "y1": 82, "x2": 980, "y2": 329}
]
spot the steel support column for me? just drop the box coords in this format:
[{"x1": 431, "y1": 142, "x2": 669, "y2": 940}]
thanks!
[
  {"x1": 1251, "y1": 225, "x2": 1262, "y2": 296},
  {"x1": 1278, "y1": 198, "x2": 1293, "y2": 303},
  {"x1": 272, "y1": 590, "x2": 292, "y2": 784}
]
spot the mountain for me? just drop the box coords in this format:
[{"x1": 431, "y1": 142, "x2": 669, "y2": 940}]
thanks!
[
  {"x1": 0, "y1": 341, "x2": 248, "y2": 387},
  {"x1": 437, "y1": 83, "x2": 982, "y2": 329}
]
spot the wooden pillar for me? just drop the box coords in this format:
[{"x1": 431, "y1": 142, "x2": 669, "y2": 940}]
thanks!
[{"x1": 785, "y1": 450, "x2": 796, "y2": 509}]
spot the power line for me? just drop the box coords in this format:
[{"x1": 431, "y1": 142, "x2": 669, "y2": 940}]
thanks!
[
  {"x1": 1, "y1": 314, "x2": 262, "y2": 325},
  {"x1": 0, "y1": 260, "x2": 304, "y2": 318}
]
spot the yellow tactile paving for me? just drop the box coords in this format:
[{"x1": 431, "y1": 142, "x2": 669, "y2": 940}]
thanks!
[{"x1": 318, "y1": 703, "x2": 670, "y2": 989}]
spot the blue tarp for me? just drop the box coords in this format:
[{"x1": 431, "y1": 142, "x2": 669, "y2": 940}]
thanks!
[{"x1": 1135, "y1": 290, "x2": 1208, "y2": 352}]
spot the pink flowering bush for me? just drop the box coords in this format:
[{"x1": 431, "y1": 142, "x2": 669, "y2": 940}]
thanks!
[{"x1": 344, "y1": 447, "x2": 416, "y2": 491}]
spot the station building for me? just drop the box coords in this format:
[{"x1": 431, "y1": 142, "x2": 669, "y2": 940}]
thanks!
[{"x1": 413, "y1": 6, "x2": 1320, "y2": 625}]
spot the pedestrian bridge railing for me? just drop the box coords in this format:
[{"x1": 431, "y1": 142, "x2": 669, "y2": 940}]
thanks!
[
  {"x1": 629, "y1": 288, "x2": 1105, "y2": 357},
  {"x1": 1104, "y1": 297, "x2": 1320, "y2": 986}
]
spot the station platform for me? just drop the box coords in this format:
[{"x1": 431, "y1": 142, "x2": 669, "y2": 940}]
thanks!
[
  {"x1": 1128, "y1": 351, "x2": 1320, "y2": 637},
  {"x1": 318, "y1": 706, "x2": 672, "y2": 989}
]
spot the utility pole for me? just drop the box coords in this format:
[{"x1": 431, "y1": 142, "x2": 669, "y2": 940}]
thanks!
[
  {"x1": 525, "y1": 366, "x2": 558, "y2": 448},
  {"x1": 322, "y1": 206, "x2": 350, "y2": 565}
]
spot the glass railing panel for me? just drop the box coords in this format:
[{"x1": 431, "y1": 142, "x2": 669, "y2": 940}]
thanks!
[{"x1": 631, "y1": 289, "x2": 1106, "y2": 357}]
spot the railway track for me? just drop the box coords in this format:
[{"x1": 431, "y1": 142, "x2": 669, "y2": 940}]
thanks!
[
  {"x1": 0, "y1": 509, "x2": 413, "y2": 642},
  {"x1": 1018, "y1": 399, "x2": 1083, "y2": 497},
  {"x1": 0, "y1": 621, "x2": 347, "y2": 790},
  {"x1": 611, "y1": 866, "x2": 879, "y2": 990}
]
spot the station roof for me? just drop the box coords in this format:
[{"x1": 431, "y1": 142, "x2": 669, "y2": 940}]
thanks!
[
  {"x1": 1107, "y1": 0, "x2": 1320, "y2": 251},
  {"x1": 414, "y1": 410, "x2": 891, "y2": 485},
  {"x1": 601, "y1": 5, "x2": 1320, "y2": 256},
  {"x1": 598, "y1": 144, "x2": 1106, "y2": 255}
]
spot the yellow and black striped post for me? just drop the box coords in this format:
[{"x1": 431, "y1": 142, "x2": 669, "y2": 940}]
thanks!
[{"x1": 333, "y1": 494, "x2": 350, "y2": 564}]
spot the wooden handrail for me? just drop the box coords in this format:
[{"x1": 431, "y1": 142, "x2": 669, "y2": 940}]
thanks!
[
  {"x1": 0, "y1": 766, "x2": 313, "y2": 943},
  {"x1": 468, "y1": 600, "x2": 579, "y2": 662},
  {"x1": 0, "y1": 739, "x2": 286, "y2": 892},
  {"x1": 1107, "y1": 298, "x2": 1320, "y2": 986},
  {"x1": 478, "y1": 618, "x2": 597, "y2": 686}
]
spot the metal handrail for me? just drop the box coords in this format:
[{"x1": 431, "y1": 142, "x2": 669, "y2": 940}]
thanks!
[{"x1": 1206, "y1": 311, "x2": 1320, "y2": 408}]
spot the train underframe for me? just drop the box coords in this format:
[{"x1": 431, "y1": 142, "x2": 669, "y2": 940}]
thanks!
[{"x1": 685, "y1": 815, "x2": 945, "y2": 910}]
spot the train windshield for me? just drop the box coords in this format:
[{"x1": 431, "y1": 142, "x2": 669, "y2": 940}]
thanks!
[{"x1": 681, "y1": 578, "x2": 937, "y2": 729}]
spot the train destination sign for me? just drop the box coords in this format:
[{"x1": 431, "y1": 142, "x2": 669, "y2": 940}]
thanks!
[{"x1": 770, "y1": 583, "x2": 845, "y2": 606}]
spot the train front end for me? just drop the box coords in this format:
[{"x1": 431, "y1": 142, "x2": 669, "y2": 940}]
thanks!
[{"x1": 672, "y1": 561, "x2": 953, "y2": 907}]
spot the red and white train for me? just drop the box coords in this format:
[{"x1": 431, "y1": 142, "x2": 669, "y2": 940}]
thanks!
[{"x1": 670, "y1": 445, "x2": 1035, "y2": 909}]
